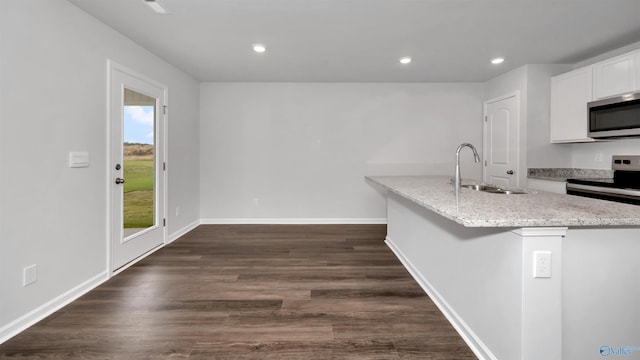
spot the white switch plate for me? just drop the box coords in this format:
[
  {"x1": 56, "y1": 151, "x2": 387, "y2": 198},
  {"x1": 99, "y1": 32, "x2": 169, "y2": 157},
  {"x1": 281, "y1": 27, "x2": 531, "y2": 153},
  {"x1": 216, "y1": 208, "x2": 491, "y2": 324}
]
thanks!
[
  {"x1": 69, "y1": 151, "x2": 90, "y2": 168},
  {"x1": 533, "y1": 251, "x2": 552, "y2": 278},
  {"x1": 23, "y1": 264, "x2": 37, "y2": 287}
]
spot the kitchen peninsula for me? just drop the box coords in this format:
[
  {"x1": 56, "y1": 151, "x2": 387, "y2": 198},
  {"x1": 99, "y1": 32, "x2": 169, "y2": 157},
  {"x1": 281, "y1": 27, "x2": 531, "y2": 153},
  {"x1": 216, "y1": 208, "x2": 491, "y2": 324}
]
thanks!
[{"x1": 367, "y1": 175, "x2": 640, "y2": 360}]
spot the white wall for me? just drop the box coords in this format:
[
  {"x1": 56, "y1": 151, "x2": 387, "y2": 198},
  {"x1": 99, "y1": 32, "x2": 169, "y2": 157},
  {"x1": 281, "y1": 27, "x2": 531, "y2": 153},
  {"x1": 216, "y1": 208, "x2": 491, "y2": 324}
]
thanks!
[
  {"x1": 0, "y1": 0, "x2": 200, "y2": 339},
  {"x1": 484, "y1": 64, "x2": 574, "y2": 178},
  {"x1": 199, "y1": 82, "x2": 484, "y2": 222},
  {"x1": 570, "y1": 139, "x2": 640, "y2": 169},
  {"x1": 484, "y1": 65, "x2": 528, "y2": 103},
  {"x1": 525, "y1": 65, "x2": 573, "y2": 167},
  {"x1": 563, "y1": 228, "x2": 640, "y2": 360}
]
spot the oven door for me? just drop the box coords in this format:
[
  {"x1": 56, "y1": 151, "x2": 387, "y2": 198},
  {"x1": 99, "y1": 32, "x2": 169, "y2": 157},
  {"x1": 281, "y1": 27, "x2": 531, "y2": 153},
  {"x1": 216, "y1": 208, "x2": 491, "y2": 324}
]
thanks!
[{"x1": 566, "y1": 183, "x2": 640, "y2": 205}]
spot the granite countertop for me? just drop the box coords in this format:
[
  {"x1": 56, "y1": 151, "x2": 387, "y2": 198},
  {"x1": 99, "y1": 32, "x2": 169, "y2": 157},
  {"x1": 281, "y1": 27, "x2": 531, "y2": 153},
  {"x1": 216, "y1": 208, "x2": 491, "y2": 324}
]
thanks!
[
  {"x1": 527, "y1": 168, "x2": 613, "y2": 181},
  {"x1": 366, "y1": 175, "x2": 640, "y2": 228}
]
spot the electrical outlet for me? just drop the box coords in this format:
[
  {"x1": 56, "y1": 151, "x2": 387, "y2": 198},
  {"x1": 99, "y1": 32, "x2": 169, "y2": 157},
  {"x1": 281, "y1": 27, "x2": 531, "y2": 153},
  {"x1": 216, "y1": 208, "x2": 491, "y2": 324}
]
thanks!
[
  {"x1": 252, "y1": 198, "x2": 259, "y2": 207},
  {"x1": 23, "y1": 264, "x2": 37, "y2": 287},
  {"x1": 175, "y1": 207, "x2": 180, "y2": 217},
  {"x1": 533, "y1": 251, "x2": 552, "y2": 278}
]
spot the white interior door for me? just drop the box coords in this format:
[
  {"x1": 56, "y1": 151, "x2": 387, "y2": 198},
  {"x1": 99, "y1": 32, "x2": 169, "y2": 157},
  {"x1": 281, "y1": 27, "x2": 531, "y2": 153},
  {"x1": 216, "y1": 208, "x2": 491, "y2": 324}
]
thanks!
[
  {"x1": 109, "y1": 62, "x2": 166, "y2": 272},
  {"x1": 483, "y1": 94, "x2": 520, "y2": 188}
]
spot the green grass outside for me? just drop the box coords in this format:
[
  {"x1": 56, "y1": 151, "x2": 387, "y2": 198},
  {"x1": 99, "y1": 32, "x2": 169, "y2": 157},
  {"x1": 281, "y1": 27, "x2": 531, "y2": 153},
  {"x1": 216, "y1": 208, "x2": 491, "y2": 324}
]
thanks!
[
  {"x1": 123, "y1": 159, "x2": 154, "y2": 228},
  {"x1": 124, "y1": 159, "x2": 154, "y2": 193}
]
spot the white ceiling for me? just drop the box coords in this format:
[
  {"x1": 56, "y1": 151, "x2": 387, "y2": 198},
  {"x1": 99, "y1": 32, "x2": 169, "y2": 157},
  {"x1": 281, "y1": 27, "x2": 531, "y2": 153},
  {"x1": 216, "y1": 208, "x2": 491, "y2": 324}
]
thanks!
[{"x1": 67, "y1": 0, "x2": 640, "y2": 83}]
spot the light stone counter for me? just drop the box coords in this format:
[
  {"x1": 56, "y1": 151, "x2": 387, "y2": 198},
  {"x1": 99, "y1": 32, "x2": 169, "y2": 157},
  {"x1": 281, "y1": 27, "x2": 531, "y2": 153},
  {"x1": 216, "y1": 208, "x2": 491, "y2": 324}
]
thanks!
[
  {"x1": 366, "y1": 175, "x2": 640, "y2": 227},
  {"x1": 527, "y1": 168, "x2": 612, "y2": 182}
]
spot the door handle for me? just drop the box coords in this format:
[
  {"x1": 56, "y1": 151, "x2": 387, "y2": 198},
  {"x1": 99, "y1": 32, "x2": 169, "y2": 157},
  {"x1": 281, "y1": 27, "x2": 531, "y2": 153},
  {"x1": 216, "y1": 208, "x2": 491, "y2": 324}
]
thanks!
[
  {"x1": 115, "y1": 178, "x2": 125, "y2": 184},
  {"x1": 506, "y1": 170, "x2": 514, "y2": 175}
]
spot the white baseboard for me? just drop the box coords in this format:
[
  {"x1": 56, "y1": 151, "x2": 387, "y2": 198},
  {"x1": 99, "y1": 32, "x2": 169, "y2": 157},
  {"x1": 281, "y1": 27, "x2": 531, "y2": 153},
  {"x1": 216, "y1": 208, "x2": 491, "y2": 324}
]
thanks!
[
  {"x1": 385, "y1": 236, "x2": 497, "y2": 360},
  {"x1": 200, "y1": 218, "x2": 387, "y2": 225},
  {"x1": 0, "y1": 271, "x2": 109, "y2": 345},
  {"x1": 168, "y1": 220, "x2": 200, "y2": 243}
]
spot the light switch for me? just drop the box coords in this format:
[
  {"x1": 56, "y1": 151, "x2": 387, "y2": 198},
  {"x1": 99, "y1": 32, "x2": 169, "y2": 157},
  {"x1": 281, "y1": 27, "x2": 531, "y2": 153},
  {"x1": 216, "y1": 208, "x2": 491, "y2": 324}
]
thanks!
[{"x1": 69, "y1": 152, "x2": 90, "y2": 168}]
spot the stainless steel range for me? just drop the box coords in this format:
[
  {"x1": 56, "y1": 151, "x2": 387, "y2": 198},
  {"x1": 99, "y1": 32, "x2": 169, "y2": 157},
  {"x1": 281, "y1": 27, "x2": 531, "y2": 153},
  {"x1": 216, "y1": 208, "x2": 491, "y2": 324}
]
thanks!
[{"x1": 566, "y1": 155, "x2": 640, "y2": 205}]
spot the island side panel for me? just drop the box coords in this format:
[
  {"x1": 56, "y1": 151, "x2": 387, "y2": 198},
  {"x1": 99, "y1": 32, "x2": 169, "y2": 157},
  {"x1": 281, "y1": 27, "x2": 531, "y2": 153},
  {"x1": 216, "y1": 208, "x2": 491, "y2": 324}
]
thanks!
[
  {"x1": 563, "y1": 228, "x2": 640, "y2": 360},
  {"x1": 385, "y1": 192, "x2": 523, "y2": 360},
  {"x1": 515, "y1": 227, "x2": 564, "y2": 360}
]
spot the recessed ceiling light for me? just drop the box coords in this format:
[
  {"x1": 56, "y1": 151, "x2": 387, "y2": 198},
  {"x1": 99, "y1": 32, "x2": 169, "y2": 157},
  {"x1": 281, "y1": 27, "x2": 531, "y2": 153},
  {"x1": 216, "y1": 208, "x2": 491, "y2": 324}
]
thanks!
[
  {"x1": 253, "y1": 44, "x2": 266, "y2": 53},
  {"x1": 399, "y1": 57, "x2": 412, "y2": 65},
  {"x1": 144, "y1": 0, "x2": 167, "y2": 14},
  {"x1": 491, "y1": 57, "x2": 505, "y2": 65}
]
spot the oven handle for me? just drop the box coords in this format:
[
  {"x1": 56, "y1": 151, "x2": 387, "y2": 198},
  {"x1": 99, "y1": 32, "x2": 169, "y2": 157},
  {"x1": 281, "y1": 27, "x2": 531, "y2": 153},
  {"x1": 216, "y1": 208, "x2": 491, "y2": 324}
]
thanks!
[{"x1": 566, "y1": 183, "x2": 640, "y2": 197}]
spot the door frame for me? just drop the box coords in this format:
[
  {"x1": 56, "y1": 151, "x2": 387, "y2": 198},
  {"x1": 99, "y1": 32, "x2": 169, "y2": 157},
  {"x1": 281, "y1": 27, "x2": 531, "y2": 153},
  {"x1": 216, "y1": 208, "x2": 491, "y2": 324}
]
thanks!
[
  {"x1": 482, "y1": 91, "x2": 524, "y2": 188},
  {"x1": 106, "y1": 59, "x2": 168, "y2": 276}
]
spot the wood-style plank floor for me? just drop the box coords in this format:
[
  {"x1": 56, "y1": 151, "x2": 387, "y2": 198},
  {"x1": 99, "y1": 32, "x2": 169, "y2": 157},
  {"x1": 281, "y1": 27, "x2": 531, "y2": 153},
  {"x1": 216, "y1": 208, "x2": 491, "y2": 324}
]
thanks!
[{"x1": 0, "y1": 225, "x2": 476, "y2": 359}]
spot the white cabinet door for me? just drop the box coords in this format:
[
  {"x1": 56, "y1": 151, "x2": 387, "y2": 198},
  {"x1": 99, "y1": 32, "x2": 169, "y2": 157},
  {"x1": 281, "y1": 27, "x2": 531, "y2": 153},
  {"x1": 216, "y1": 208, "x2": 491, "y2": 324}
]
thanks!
[
  {"x1": 593, "y1": 51, "x2": 637, "y2": 99},
  {"x1": 550, "y1": 66, "x2": 594, "y2": 143}
]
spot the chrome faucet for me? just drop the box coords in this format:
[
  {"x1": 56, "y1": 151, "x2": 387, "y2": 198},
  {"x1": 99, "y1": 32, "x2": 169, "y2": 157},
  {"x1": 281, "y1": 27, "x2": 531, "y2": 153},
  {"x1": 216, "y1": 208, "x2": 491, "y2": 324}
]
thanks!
[{"x1": 455, "y1": 143, "x2": 481, "y2": 197}]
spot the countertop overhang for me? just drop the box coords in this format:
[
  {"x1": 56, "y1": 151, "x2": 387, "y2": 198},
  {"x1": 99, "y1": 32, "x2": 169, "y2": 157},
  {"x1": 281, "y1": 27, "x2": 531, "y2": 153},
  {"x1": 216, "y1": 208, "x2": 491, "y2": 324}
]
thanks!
[{"x1": 366, "y1": 175, "x2": 640, "y2": 228}]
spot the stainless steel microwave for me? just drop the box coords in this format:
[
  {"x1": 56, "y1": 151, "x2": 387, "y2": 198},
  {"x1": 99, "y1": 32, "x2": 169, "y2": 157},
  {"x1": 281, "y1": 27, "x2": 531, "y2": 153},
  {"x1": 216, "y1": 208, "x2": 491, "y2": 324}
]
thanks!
[{"x1": 588, "y1": 92, "x2": 640, "y2": 139}]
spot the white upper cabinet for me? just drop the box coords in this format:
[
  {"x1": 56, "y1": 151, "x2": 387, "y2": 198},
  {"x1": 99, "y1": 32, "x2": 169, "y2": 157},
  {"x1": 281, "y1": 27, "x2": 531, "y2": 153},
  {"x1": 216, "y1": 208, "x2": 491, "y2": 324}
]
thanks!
[
  {"x1": 593, "y1": 51, "x2": 638, "y2": 99},
  {"x1": 550, "y1": 66, "x2": 594, "y2": 143}
]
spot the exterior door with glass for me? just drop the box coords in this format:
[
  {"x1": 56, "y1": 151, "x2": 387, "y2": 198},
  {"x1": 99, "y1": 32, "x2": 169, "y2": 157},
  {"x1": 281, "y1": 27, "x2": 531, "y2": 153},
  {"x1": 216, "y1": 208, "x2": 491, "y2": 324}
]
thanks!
[{"x1": 109, "y1": 62, "x2": 166, "y2": 272}]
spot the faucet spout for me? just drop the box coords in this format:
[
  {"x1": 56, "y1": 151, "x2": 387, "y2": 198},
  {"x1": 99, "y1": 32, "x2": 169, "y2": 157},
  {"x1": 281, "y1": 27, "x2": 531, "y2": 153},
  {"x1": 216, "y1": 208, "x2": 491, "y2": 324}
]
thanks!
[{"x1": 455, "y1": 143, "x2": 481, "y2": 198}]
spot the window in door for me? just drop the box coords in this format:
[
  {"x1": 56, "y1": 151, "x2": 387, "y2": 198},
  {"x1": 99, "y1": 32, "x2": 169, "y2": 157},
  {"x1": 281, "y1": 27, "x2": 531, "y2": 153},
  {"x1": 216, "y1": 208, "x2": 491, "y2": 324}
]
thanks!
[{"x1": 122, "y1": 88, "x2": 156, "y2": 238}]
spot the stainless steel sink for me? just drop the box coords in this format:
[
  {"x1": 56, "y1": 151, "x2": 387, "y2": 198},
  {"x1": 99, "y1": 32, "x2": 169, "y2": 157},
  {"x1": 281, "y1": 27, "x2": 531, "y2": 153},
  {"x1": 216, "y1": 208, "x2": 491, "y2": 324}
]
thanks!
[
  {"x1": 461, "y1": 184, "x2": 500, "y2": 191},
  {"x1": 461, "y1": 184, "x2": 527, "y2": 195},
  {"x1": 485, "y1": 189, "x2": 527, "y2": 195}
]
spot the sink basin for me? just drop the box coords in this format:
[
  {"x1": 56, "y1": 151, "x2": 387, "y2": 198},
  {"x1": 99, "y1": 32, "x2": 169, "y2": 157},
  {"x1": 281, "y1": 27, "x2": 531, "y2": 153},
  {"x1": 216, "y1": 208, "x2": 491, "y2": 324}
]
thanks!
[
  {"x1": 461, "y1": 184, "x2": 527, "y2": 195},
  {"x1": 461, "y1": 184, "x2": 501, "y2": 191},
  {"x1": 484, "y1": 189, "x2": 528, "y2": 195}
]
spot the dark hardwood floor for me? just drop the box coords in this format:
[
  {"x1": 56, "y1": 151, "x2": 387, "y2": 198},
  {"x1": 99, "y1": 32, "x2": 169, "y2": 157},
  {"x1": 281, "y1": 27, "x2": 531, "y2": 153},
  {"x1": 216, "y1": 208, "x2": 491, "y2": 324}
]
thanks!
[{"x1": 0, "y1": 224, "x2": 476, "y2": 359}]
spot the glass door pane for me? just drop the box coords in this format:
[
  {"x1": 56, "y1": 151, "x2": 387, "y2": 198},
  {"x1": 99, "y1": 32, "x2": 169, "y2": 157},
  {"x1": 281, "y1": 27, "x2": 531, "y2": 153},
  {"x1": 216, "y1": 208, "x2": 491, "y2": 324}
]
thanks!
[{"x1": 122, "y1": 88, "x2": 156, "y2": 239}]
